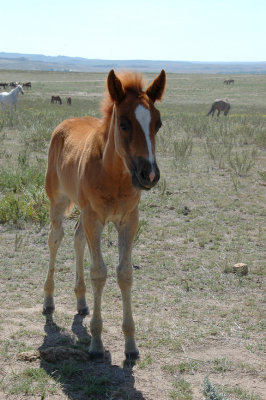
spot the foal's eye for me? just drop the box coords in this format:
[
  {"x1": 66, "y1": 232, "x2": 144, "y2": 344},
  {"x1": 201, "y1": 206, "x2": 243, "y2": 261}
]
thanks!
[
  {"x1": 120, "y1": 122, "x2": 128, "y2": 131},
  {"x1": 119, "y1": 117, "x2": 131, "y2": 132},
  {"x1": 155, "y1": 119, "x2": 162, "y2": 132}
]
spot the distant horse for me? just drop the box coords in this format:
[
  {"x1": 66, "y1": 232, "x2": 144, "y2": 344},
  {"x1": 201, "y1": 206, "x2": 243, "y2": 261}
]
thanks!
[
  {"x1": 51, "y1": 95, "x2": 62, "y2": 104},
  {"x1": 67, "y1": 96, "x2": 71, "y2": 105},
  {"x1": 223, "y1": 79, "x2": 234, "y2": 85},
  {"x1": 0, "y1": 82, "x2": 8, "y2": 89},
  {"x1": 43, "y1": 69, "x2": 166, "y2": 360},
  {"x1": 23, "y1": 82, "x2": 32, "y2": 89},
  {"x1": 207, "y1": 98, "x2": 230, "y2": 117},
  {"x1": 0, "y1": 85, "x2": 24, "y2": 112}
]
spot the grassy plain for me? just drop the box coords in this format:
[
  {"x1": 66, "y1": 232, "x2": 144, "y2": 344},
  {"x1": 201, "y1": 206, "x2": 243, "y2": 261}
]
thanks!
[{"x1": 0, "y1": 70, "x2": 265, "y2": 399}]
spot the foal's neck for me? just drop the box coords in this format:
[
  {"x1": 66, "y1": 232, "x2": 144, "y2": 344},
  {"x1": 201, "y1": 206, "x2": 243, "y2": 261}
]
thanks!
[{"x1": 102, "y1": 106, "x2": 129, "y2": 179}]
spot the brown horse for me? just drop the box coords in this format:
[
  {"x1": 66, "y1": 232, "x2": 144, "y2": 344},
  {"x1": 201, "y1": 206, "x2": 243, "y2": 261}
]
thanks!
[
  {"x1": 23, "y1": 82, "x2": 32, "y2": 89},
  {"x1": 207, "y1": 98, "x2": 230, "y2": 117},
  {"x1": 66, "y1": 96, "x2": 71, "y2": 105},
  {"x1": 43, "y1": 69, "x2": 166, "y2": 360},
  {"x1": 51, "y1": 95, "x2": 62, "y2": 104}
]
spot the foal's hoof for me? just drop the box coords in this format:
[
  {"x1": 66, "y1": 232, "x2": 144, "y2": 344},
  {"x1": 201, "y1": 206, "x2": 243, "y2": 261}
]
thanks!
[
  {"x1": 125, "y1": 351, "x2": 140, "y2": 360},
  {"x1": 42, "y1": 306, "x2": 55, "y2": 315},
  {"x1": 78, "y1": 306, "x2": 89, "y2": 316},
  {"x1": 89, "y1": 351, "x2": 105, "y2": 363}
]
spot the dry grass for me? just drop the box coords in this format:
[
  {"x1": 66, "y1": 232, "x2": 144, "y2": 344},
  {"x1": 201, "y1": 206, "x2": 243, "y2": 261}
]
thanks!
[{"x1": 0, "y1": 70, "x2": 265, "y2": 399}]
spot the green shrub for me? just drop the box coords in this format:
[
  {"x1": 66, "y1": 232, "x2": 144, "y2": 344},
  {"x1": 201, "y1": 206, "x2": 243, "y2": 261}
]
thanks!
[{"x1": 203, "y1": 377, "x2": 229, "y2": 400}]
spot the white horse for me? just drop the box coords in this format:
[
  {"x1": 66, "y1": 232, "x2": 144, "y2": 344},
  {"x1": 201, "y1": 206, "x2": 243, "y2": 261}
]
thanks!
[{"x1": 0, "y1": 85, "x2": 24, "y2": 112}]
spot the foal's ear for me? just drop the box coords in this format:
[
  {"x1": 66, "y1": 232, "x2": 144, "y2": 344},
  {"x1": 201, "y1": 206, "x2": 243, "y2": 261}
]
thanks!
[
  {"x1": 146, "y1": 70, "x2": 166, "y2": 103},
  {"x1": 107, "y1": 69, "x2": 125, "y2": 103}
]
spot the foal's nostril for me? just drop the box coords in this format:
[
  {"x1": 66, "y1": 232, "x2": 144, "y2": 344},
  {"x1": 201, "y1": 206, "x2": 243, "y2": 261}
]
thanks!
[{"x1": 140, "y1": 169, "x2": 149, "y2": 181}]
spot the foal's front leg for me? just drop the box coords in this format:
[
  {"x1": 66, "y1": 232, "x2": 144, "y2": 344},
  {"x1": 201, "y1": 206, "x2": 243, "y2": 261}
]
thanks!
[
  {"x1": 82, "y1": 207, "x2": 107, "y2": 360},
  {"x1": 116, "y1": 208, "x2": 139, "y2": 359}
]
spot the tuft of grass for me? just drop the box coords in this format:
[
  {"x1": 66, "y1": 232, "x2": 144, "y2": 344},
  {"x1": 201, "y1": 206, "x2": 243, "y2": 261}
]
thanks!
[
  {"x1": 228, "y1": 149, "x2": 257, "y2": 177},
  {"x1": 55, "y1": 361, "x2": 81, "y2": 380},
  {"x1": 8, "y1": 368, "x2": 58, "y2": 397},
  {"x1": 137, "y1": 353, "x2": 153, "y2": 369},
  {"x1": 255, "y1": 129, "x2": 266, "y2": 148},
  {"x1": 0, "y1": 188, "x2": 49, "y2": 227},
  {"x1": 173, "y1": 136, "x2": 193, "y2": 162},
  {"x1": 83, "y1": 375, "x2": 111, "y2": 398},
  {"x1": 258, "y1": 170, "x2": 266, "y2": 183},
  {"x1": 170, "y1": 378, "x2": 193, "y2": 400},
  {"x1": 212, "y1": 357, "x2": 232, "y2": 373}
]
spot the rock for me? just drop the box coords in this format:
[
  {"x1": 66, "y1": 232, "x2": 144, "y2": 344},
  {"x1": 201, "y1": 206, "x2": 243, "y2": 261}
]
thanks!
[
  {"x1": 233, "y1": 263, "x2": 248, "y2": 275},
  {"x1": 18, "y1": 346, "x2": 90, "y2": 363}
]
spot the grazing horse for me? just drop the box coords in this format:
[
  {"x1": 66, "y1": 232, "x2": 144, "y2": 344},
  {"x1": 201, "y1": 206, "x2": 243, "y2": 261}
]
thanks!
[
  {"x1": 67, "y1": 96, "x2": 71, "y2": 105},
  {"x1": 51, "y1": 95, "x2": 62, "y2": 104},
  {"x1": 43, "y1": 69, "x2": 166, "y2": 360},
  {"x1": 0, "y1": 85, "x2": 24, "y2": 112},
  {"x1": 23, "y1": 82, "x2": 32, "y2": 89},
  {"x1": 223, "y1": 79, "x2": 234, "y2": 85},
  {"x1": 207, "y1": 98, "x2": 230, "y2": 117}
]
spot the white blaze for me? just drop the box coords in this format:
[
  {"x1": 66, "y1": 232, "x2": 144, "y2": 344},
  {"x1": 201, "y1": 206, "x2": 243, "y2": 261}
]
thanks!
[{"x1": 135, "y1": 104, "x2": 154, "y2": 168}]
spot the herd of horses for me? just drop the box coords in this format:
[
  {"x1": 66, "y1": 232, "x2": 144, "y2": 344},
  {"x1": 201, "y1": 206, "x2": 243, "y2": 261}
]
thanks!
[
  {"x1": 0, "y1": 81, "x2": 32, "y2": 89},
  {"x1": 0, "y1": 81, "x2": 72, "y2": 110},
  {"x1": 0, "y1": 76, "x2": 234, "y2": 116}
]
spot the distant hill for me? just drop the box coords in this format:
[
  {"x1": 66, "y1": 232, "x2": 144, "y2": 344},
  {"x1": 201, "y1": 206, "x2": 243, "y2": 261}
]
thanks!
[{"x1": 0, "y1": 52, "x2": 266, "y2": 74}]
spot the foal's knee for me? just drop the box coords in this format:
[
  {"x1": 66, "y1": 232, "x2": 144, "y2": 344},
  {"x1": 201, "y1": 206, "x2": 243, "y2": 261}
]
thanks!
[
  {"x1": 48, "y1": 224, "x2": 64, "y2": 248},
  {"x1": 90, "y1": 264, "x2": 107, "y2": 288},
  {"x1": 117, "y1": 265, "x2": 133, "y2": 290}
]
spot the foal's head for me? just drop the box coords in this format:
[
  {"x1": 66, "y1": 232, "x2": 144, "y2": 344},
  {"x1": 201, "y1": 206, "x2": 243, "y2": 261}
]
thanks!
[
  {"x1": 105, "y1": 69, "x2": 166, "y2": 190},
  {"x1": 17, "y1": 85, "x2": 24, "y2": 95}
]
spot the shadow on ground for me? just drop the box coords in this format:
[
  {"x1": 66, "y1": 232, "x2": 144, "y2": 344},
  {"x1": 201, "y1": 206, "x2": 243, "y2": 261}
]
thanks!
[{"x1": 39, "y1": 313, "x2": 145, "y2": 399}]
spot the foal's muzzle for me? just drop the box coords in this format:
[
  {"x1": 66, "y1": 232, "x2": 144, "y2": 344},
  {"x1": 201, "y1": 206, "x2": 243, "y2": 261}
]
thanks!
[{"x1": 130, "y1": 157, "x2": 160, "y2": 190}]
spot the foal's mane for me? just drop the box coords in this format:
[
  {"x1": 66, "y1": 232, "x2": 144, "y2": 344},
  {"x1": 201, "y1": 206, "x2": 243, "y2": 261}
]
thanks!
[{"x1": 101, "y1": 71, "x2": 146, "y2": 123}]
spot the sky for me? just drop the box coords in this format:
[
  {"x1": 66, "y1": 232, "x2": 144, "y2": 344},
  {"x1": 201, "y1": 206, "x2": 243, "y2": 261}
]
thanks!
[{"x1": 1, "y1": 0, "x2": 266, "y2": 62}]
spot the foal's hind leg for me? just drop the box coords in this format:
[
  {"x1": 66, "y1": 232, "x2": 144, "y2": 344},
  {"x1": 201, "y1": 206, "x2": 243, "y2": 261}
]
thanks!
[
  {"x1": 43, "y1": 195, "x2": 69, "y2": 314},
  {"x1": 74, "y1": 216, "x2": 89, "y2": 315}
]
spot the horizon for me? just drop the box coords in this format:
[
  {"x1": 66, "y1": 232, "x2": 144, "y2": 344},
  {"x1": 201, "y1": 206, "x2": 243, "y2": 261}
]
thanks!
[
  {"x1": 1, "y1": 52, "x2": 266, "y2": 64},
  {"x1": 1, "y1": 0, "x2": 266, "y2": 63}
]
